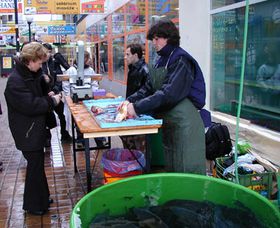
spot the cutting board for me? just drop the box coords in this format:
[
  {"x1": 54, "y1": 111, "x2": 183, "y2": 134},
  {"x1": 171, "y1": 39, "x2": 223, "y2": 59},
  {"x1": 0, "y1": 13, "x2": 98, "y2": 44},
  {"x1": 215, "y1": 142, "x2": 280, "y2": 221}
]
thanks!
[{"x1": 83, "y1": 98, "x2": 163, "y2": 129}]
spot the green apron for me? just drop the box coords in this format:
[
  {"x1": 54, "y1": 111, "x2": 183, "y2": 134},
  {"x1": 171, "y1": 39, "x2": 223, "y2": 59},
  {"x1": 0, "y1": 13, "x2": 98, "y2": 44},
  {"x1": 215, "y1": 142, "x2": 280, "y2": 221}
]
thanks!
[{"x1": 149, "y1": 65, "x2": 205, "y2": 174}]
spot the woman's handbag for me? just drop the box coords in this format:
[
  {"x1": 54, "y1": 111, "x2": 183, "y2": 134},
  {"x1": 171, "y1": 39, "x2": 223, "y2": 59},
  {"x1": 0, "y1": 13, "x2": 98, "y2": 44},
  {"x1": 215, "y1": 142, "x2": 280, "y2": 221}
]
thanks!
[{"x1": 46, "y1": 111, "x2": 57, "y2": 129}]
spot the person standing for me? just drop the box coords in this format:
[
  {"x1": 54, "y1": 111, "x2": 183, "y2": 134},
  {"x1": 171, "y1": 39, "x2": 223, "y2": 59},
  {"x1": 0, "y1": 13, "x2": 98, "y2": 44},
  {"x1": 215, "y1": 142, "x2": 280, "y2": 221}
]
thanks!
[
  {"x1": 42, "y1": 43, "x2": 72, "y2": 145},
  {"x1": 121, "y1": 43, "x2": 149, "y2": 151},
  {"x1": 125, "y1": 43, "x2": 149, "y2": 98},
  {"x1": 4, "y1": 42, "x2": 62, "y2": 215},
  {"x1": 0, "y1": 101, "x2": 2, "y2": 171},
  {"x1": 65, "y1": 51, "x2": 107, "y2": 147},
  {"x1": 125, "y1": 19, "x2": 206, "y2": 174}
]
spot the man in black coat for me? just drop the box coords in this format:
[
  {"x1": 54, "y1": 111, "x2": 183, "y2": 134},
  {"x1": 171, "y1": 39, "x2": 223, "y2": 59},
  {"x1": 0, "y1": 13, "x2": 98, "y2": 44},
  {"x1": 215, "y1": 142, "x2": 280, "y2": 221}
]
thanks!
[
  {"x1": 121, "y1": 43, "x2": 149, "y2": 151},
  {"x1": 42, "y1": 43, "x2": 71, "y2": 144},
  {"x1": 4, "y1": 42, "x2": 62, "y2": 215},
  {"x1": 125, "y1": 43, "x2": 149, "y2": 98}
]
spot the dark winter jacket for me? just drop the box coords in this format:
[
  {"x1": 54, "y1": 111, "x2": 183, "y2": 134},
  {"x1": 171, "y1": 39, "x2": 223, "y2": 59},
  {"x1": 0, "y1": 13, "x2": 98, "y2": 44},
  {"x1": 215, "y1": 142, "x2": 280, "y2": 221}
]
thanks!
[
  {"x1": 42, "y1": 53, "x2": 70, "y2": 93},
  {"x1": 4, "y1": 60, "x2": 56, "y2": 151},
  {"x1": 54, "y1": 52, "x2": 70, "y2": 75},
  {"x1": 126, "y1": 58, "x2": 149, "y2": 98},
  {"x1": 128, "y1": 44, "x2": 206, "y2": 115}
]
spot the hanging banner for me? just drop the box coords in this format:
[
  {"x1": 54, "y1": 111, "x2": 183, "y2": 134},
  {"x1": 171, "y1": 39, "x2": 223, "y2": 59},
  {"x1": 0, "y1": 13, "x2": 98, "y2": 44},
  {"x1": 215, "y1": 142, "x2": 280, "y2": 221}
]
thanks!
[
  {"x1": 0, "y1": 0, "x2": 23, "y2": 14},
  {"x1": 24, "y1": 0, "x2": 105, "y2": 15}
]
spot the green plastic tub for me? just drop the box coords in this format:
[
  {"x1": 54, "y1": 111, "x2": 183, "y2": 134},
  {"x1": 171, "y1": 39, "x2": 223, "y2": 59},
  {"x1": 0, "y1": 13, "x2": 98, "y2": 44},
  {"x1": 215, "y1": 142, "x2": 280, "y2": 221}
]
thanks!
[{"x1": 70, "y1": 173, "x2": 280, "y2": 228}]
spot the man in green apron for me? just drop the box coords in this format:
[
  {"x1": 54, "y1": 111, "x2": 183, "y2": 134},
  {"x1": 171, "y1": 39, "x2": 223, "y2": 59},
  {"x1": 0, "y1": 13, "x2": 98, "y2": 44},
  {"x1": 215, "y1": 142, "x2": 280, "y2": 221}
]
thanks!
[{"x1": 126, "y1": 19, "x2": 206, "y2": 175}]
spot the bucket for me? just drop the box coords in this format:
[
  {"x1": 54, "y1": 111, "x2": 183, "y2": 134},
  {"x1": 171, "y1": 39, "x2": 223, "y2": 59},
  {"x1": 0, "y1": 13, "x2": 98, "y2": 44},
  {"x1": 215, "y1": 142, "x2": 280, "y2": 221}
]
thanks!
[
  {"x1": 70, "y1": 173, "x2": 280, "y2": 228},
  {"x1": 101, "y1": 148, "x2": 145, "y2": 183},
  {"x1": 103, "y1": 168, "x2": 142, "y2": 184}
]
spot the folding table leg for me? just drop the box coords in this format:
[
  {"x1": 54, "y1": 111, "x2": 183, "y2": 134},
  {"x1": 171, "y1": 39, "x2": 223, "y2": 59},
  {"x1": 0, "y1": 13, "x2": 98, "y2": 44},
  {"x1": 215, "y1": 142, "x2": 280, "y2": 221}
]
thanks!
[{"x1": 84, "y1": 138, "x2": 92, "y2": 192}]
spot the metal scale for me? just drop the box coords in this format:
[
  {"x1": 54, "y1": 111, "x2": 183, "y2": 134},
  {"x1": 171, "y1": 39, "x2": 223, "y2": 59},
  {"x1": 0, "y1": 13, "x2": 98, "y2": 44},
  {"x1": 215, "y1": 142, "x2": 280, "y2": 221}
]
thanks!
[{"x1": 70, "y1": 40, "x2": 93, "y2": 101}]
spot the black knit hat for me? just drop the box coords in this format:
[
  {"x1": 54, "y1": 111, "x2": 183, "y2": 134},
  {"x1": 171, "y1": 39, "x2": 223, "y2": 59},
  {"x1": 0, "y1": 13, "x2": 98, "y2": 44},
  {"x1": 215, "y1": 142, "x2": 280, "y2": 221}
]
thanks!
[{"x1": 43, "y1": 43, "x2": 52, "y2": 51}]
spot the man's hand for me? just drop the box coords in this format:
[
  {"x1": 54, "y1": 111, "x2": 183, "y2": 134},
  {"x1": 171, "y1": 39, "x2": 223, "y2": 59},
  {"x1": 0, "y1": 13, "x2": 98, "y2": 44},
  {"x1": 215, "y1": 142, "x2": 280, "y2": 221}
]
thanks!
[
  {"x1": 127, "y1": 103, "x2": 137, "y2": 118},
  {"x1": 117, "y1": 100, "x2": 129, "y2": 111},
  {"x1": 48, "y1": 91, "x2": 55, "y2": 97},
  {"x1": 53, "y1": 93, "x2": 62, "y2": 104}
]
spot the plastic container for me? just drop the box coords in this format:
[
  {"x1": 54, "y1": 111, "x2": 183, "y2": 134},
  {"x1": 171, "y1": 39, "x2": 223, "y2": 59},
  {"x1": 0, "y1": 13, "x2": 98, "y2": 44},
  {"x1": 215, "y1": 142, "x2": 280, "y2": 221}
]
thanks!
[
  {"x1": 70, "y1": 173, "x2": 280, "y2": 228},
  {"x1": 215, "y1": 156, "x2": 274, "y2": 198},
  {"x1": 103, "y1": 168, "x2": 142, "y2": 184},
  {"x1": 101, "y1": 148, "x2": 145, "y2": 183}
]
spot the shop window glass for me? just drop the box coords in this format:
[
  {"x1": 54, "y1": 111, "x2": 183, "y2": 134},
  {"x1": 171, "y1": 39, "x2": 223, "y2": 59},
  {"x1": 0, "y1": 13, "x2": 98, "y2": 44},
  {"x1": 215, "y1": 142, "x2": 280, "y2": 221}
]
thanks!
[
  {"x1": 127, "y1": 33, "x2": 146, "y2": 46},
  {"x1": 57, "y1": 46, "x2": 76, "y2": 68},
  {"x1": 100, "y1": 41, "x2": 108, "y2": 74},
  {"x1": 113, "y1": 37, "x2": 125, "y2": 81},
  {"x1": 112, "y1": 8, "x2": 125, "y2": 35},
  {"x1": 126, "y1": 0, "x2": 146, "y2": 31},
  {"x1": 86, "y1": 24, "x2": 99, "y2": 41},
  {"x1": 99, "y1": 19, "x2": 108, "y2": 40},
  {"x1": 148, "y1": 0, "x2": 178, "y2": 25},
  {"x1": 212, "y1": 0, "x2": 244, "y2": 9},
  {"x1": 211, "y1": 0, "x2": 280, "y2": 131}
]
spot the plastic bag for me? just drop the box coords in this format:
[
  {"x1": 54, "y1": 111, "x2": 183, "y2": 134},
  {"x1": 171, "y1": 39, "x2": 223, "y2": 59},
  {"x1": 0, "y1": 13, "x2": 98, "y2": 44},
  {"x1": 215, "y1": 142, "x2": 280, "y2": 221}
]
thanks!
[
  {"x1": 101, "y1": 148, "x2": 145, "y2": 174},
  {"x1": 237, "y1": 140, "x2": 252, "y2": 155}
]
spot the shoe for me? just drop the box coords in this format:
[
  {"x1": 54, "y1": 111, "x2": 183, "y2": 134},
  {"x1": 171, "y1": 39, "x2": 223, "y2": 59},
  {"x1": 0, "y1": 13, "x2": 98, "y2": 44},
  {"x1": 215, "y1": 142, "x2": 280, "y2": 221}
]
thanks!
[
  {"x1": 61, "y1": 133, "x2": 72, "y2": 143},
  {"x1": 95, "y1": 139, "x2": 108, "y2": 148},
  {"x1": 76, "y1": 138, "x2": 85, "y2": 147},
  {"x1": 27, "y1": 210, "x2": 46, "y2": 216},
  {"x1": 49, "y1": 198, "x2": 54, "y2": 205}
]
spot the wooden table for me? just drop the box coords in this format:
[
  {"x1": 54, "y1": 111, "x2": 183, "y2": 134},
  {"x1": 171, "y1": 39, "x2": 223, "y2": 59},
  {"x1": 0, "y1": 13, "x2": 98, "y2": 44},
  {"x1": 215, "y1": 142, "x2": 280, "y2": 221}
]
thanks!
[
  {"x1": 64, "y1": 96, "x2": 162, "y2": 192},
  {"x1": 57, "y1": 74, "x2": 103, "y2": 82}
]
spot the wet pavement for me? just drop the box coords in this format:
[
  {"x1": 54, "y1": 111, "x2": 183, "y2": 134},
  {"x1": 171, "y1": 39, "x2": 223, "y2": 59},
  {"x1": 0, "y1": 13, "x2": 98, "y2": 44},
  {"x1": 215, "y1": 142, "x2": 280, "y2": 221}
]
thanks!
[{"x1": 0, "y1": 77, "x2": 123, "y2": 227}]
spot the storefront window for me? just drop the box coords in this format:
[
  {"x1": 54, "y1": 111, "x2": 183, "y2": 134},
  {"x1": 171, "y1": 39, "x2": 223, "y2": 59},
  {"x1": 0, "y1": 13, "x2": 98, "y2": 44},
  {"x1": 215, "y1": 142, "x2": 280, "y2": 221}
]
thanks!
[
  {"x1": 57, "y1": 45, "x2": 76, "y2": 67},
  {"x1": 148, "y1": 0, "x2": 178, "y2": 25},
  {"x1": 99, "y1": 19, "x2": 108, "y2": 40},
  {"x1": 126, "y1": 0, "x2": 146, "y2": 31},
  {"x1": 112, "y1": 8, "x2": 125, "y2": 35},
  {"x1": 127, "y1": 33, "x2": 146, "y2": 46},
  {"x1": 100, "y1": 41, "x2": 108, "y2": 74},
  {"x1": 211, "y1": 0, "x2": 244, "y2": 10},
  {"x1": 211, "y1": 0, "x2": 280, "y2": 131},
  {"x1": 86, "y1": 24, "x2": 99, "y2": 41},
  {"x1": 113, "y1": 37, "x2": 125, "y2": 81}
]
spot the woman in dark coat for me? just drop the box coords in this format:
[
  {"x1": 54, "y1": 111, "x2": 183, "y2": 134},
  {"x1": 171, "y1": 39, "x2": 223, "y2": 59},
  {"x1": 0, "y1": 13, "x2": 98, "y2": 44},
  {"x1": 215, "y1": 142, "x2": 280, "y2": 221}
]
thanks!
[
  {"x1": 4, "y1": 42, "x2": 62, "y2": 215},
  {"x1": 126, "y1": 19, "x2": 206, "y2": 174}
]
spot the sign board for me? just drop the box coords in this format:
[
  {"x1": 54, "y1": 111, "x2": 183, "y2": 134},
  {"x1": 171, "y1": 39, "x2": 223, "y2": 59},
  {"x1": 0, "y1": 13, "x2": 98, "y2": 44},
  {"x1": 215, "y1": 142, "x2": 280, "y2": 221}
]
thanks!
[
  {"x1": 2, "y1": 56, "x2": 12, "y2": 69},
  {"x1": 54, "y1": 0, "x2": 80, "y2": 15},
  {"x1": 0, "y1": 0, "x2": 23, "y2": 14},
  {"x1": 24, "y1": 0, "x2": 105, "y2": 15},
  {"x1": 48, "y1": 25, "x2": 76, "y2": 35},
  {"x1": 81, "y1": 0, "x2": 105, "y2": 14},
  {"x1": 0, "y1": 26, "x2": 16, "y2": 35},
  {"x1": 24, "y1": 0, "x2": 54, "y2": 14}
]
